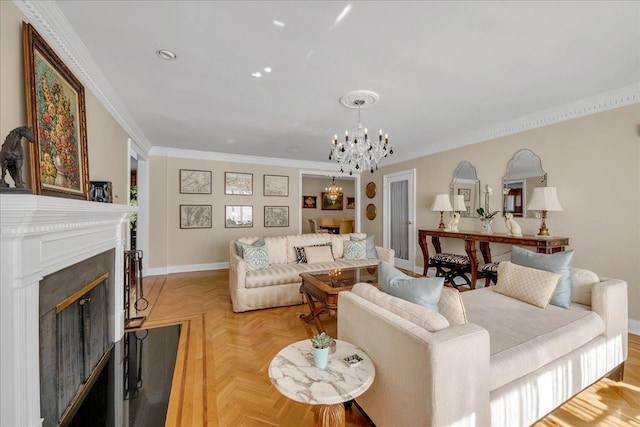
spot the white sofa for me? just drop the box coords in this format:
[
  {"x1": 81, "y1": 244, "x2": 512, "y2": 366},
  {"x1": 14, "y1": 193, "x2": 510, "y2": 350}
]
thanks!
[
  {"x1": 338, "y1": 269, "x2": 628, "y2": 427},
  {"x1": 229, "y1": 233, "x2": 394, "y2": 312}
]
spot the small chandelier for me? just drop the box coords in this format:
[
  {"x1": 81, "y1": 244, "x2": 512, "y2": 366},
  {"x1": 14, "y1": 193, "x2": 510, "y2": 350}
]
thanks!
[
  {"x1": 329, "y1": 90, "x2": 393, "y2": 175},
  {"x1": 325, "y1": 177, "x2": 342, "y2": 201}
]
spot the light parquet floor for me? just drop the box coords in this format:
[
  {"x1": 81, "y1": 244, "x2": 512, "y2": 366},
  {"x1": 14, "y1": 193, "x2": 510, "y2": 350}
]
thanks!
[{"x1": 134, "y1": 270, "x2": 640, "y2": 427}]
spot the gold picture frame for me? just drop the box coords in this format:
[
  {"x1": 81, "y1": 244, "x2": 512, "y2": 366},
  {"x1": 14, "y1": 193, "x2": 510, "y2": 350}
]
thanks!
[{"x1": 23, "y1": 23, "x2": 90, "y2": 199}]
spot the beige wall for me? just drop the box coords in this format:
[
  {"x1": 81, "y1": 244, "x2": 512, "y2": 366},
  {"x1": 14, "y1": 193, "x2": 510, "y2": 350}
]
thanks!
[
  {"x1": 363, "y1": 104, "x2": 640, "y2": 320},
  {"x1": 0, "y1": 1, "x2": 130, "y2": 203},
  {"x1": 148, "y1": 156, "x2": 308, "y2": 268},
  {"x1": 301, "y1": 176, "x2": 355, "y2": 231}
]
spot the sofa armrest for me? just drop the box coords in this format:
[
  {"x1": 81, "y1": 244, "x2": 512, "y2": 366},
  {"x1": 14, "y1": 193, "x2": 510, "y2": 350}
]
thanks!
[
  {"x1": 228, "y1": 253, "x2": 247, "y2": 312},
  {"x1": 592, "y1": 278, "x2": 628, "y2": 361},
  {"x1": 338, "y1": 291, "x2": 489, "y2": 426},
  {"x1": 375, "y1": 246, "x2": 395, "y2": 266}
]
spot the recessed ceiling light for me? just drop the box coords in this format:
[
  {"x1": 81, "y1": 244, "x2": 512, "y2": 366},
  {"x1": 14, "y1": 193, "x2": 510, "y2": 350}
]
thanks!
[
  {"x1": 252, "y1": 72, "x2": 262, "y2": 78},
  {"x1": 264, "y1": 67, "x2": 272, "y2": 73},
  {"x1": 272, "y1": 20, "x2": 285, "y2": 27},
  {"x1": 156, "y1": 49, "x2": 177, "y2": 60}
]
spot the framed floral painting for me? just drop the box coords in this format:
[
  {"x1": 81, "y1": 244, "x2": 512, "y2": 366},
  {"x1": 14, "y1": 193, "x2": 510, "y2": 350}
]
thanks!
[{"x1": 23, "y1": 23, "x2": 90, "y2": 199}]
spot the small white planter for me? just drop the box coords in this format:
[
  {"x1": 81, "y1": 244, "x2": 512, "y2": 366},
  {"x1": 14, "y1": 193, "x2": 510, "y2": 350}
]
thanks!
[{"x1": 313, "y1": 347, "x2": 330, "y2": 369}]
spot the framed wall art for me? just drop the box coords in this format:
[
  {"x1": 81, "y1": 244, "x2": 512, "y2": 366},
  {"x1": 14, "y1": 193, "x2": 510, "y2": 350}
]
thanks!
[
  {"x1": 225, "y1": 205, "x2": 253, "y2": 228},
  {"x1": 23, "y1": 23, "x2": 90, "y2": 199},
  {"x1": 180, "y1": 169, "x2": 212, "y2": 194},
  {"x1": 264, "y1": 206, "x2": 289, "y2": 227},
  {"x1": 180, "y1": 205, "x2": 212, "y2": 229},
  {"x1": 302, "y1": 195, "x2": 317, "y2": 209},
  {"x1": 264, "y1": 174, "x2": 289, "y2": 196},
  {"x1": 225, "y1": 172, "x2": 253, "y2": 195},
  {"x1": 321, "y1": 192, "x2": 343, "y2": 210},
  {"x1": 346, "y1": 197, "x2": 355, "y2": 209},
  {"x1": 90, "y1": 181, "x2": 113, "y2": 203}
]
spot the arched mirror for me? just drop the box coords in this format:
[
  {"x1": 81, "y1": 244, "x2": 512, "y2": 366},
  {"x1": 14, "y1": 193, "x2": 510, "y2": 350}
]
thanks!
[
  {"x1": 450, "y1": 161, "x2": 480, "y2": 217},
  {"x1": 503, "y1": 149, "x2": 546, "y2": 218}
]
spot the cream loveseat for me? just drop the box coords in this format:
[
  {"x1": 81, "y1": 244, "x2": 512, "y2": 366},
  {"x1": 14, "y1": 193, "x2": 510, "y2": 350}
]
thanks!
[
  {"x1": 229, "y1": 233, "x2": 394, "y2": 312},
  {"x1": 338, "y1": 268, "x2": 628, "y2": 427}
]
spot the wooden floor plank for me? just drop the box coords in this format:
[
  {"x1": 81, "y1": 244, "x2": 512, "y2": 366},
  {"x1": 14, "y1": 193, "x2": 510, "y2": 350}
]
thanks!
[{"x1": 136, "y1": 270, "x2": 640, "y2": 426}]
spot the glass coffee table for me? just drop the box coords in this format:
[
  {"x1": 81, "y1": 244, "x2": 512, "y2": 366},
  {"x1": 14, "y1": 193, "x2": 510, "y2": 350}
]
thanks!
[{"x1": 299, "y1": 265, "x2": 418, "y2": 333}]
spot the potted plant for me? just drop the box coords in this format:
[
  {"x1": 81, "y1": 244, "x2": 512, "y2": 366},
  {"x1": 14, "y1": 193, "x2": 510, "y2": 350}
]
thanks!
[
  {"x1": 477, "y1": 185, "x2": 500, "y2": 233},
  {"x1": 310, "y1": 332, "x2": 335, "y2": 369}
]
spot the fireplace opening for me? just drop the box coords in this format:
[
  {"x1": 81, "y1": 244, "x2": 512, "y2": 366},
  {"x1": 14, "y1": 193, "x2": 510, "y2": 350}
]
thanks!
[{"x1": 40, "y1": 250, "x2": 115, "y2": 427}]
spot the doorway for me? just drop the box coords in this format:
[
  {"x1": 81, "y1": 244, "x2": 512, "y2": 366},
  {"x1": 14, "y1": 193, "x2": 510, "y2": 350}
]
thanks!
[{"x1": 383, "y1": 169, "x2": 416, "y2": 271}]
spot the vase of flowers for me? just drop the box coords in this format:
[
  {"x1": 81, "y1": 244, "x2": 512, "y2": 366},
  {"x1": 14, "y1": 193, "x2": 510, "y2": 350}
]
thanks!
[{"x1": 477, "y1": 185, "x2": 499, "y2": 234}]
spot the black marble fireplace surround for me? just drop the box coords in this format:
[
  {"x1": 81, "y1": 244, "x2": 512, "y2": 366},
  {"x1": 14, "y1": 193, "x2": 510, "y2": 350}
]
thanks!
[{"x1": 39, "y1": 250, "x2": 115, "y2": 427}]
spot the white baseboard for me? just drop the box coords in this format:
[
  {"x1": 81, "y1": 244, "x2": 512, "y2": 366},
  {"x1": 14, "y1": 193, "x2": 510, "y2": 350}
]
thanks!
[
  {"x1": 147, "y1": 262, "x2": 229, "y2": 277},
  {"x1": 629, "y1": 318, "x2": 640, "y2": 336}
]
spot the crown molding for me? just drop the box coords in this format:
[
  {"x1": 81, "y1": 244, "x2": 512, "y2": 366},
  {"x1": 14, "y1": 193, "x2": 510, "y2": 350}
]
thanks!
[
  {"x1": 388, "y1": 83, "x2": 640, "y2": 165},
  {"x1": 14, "y1": 0, "x2": 153, "y2": 157},
  {"x1": 149, "y1": 146, "x2": 345, "y2": 172}
]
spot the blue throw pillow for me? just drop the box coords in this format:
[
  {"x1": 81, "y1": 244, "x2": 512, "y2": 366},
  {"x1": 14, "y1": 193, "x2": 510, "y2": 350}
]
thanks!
[
  {"x1": 377, "y1": 262, "x2": 444, "y2": 312},
  {"x1": 351, "y1": 235, "x2": 377, "y2": 259},
  {"x1": 235, "y1": 238, "x2": 265, "y2": 258},
  {"x1": 510, "y1": 246, "x2": 575, "y2": 309}
]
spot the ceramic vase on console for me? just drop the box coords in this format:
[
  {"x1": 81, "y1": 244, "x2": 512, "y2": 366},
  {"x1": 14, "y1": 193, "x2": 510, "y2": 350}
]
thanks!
[
  {"x1": 313, "y1": 347, "x2": 330, "y2": 369},
  {"x1": 480, "y1": 218, "x2": 494, "y2": 234}
]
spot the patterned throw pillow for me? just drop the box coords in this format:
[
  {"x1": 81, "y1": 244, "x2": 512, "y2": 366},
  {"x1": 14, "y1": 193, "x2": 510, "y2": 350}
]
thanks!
[
  {"x1": 294, "y1": 243, "x2": 333, "y2": 263},
  {"x1": 243, "y1": 245, "x2": 270, "y2": 271},
  {"x1": 351, "y1": 235, "x2": 377, "y2": 259},
  {"x1": 494, "y1": 261, "x2": 562, "y2": 308},
  {"x1": 343, "y1": 240, "x2": 367, "y2": 260}
]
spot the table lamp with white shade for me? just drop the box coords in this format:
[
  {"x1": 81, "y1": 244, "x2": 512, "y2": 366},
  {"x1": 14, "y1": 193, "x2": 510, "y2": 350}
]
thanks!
[
  {"x1": 452, "y1": 195, "x2": 466, "y2": 214},
  {"x1": 431, "y1": 194, "x2": 453, "y2": 229},
  {"x1": 527, "y1": 187, "x2": 563, "y2": 236}
]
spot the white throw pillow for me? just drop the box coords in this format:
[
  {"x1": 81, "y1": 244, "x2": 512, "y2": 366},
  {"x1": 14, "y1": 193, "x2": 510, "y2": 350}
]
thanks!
[
  {"x1": 438, "y1": 287, "x2": 468, "y2": 325},
  {"x1": 494, "y1": 261, "x2": 562, "y2": 309},
  {"x1": 571, "y1": 268, "x2": 599, "y2": 306},
  {"x1": 352, "y1": 283, "x2": 450, "y2": 332},
  {"x1": 304, "y1": 245, "x2": 335, "y2": 263}
]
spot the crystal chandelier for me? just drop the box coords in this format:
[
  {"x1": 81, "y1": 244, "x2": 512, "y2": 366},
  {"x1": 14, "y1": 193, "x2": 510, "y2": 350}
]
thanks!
[
  {"x1": 329, "y1": 90, "x2": 393, "y2": 175},
  {"x1": 325, "y1": 177, "x2": 342, "y2": 201}
]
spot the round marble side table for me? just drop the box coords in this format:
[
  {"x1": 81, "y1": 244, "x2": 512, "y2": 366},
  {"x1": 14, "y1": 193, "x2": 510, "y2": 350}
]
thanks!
[{"x1": 269, "y1": 339, "x2": 375, "y2": 427}]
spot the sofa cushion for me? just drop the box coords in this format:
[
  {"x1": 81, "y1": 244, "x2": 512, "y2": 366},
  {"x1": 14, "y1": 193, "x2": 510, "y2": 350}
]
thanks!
[
  {"x1": 511, "y1": 246, "x2": 575, "y2": 309},
  {"x1": 352, "y1": 283, "x2": 450, "y2": 332},
  {"x1": 235, "y1": 237, "x2": 264, "y2": 257},
  {"x1": 351, "y1": 235, "x2": 377, "y2": 258},
  {"x1": 378, "y1": 262, "x2": 444, "y2": 312},
  {"x1": 462, "y1": 287, "x2": 605, "y2": 391},
  {"x1": 243, "y1": 245, "x2": 270, "y2": 271},
  {"x1": 238, "y1": 235, "x2": 288, "y2": 265},
  {"x1": 330, "y1": 233, "x2": 366, "y2": 259},
  {"x1": 571, "y1": 267, "x2": 599, "y2": 306},
  {"x1": 438, "y1": 287, "x2": 467, "y2": 325},
  {"x1": 305, "y1": 245, "x2": 335, "y2": 263},
  {"x1": 495, "y1": 261, "x2": 561, "y2": 309},
  {"x1": 344, "y1": 240, "x2": 367, "y2": 260}
]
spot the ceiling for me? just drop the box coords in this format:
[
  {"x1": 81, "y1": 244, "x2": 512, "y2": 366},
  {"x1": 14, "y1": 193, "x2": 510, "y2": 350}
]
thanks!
[{"x1": 50, "y1": 1, "x2": 639, "y2": 167}]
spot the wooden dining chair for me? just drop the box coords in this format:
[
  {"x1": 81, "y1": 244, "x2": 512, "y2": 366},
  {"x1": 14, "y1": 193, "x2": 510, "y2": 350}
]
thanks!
[{"x1": 339, "y1": 219, "x2": 354, "y2": 234}]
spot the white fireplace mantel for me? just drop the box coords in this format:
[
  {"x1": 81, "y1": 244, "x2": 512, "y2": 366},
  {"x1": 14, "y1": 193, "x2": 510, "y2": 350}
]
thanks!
[{"x1": 0, "y1": 194, "x2": 136, "y2": 427}]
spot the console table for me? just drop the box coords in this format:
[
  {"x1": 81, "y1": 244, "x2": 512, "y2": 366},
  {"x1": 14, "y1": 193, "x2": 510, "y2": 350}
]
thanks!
[{"x1": 418, "y1": 229, "x2": 569, "y2": 288}]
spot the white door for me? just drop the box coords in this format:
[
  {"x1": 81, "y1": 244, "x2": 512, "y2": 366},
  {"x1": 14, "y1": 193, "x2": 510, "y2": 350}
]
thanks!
[{"x1": 383, "y1": 170, "x2": 416, "y2": 271}]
